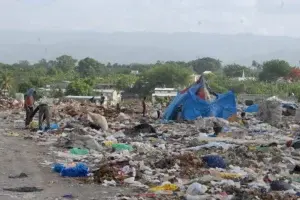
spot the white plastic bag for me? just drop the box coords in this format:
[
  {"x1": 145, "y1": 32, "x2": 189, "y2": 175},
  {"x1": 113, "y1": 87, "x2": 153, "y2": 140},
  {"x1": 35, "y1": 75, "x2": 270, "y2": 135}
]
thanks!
[
  {"x1": 186, "y1": 182, "x2": 207, "y2": 195},
  {"x1": 87, "y1": 112, "x2": 108, "y2": 131}
]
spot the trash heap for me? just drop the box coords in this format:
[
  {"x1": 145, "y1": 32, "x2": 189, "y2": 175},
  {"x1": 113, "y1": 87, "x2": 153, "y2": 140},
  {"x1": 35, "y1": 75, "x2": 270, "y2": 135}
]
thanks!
[
  {"x1": 10, "y1": 97, "x2": 300, "y2": 200},
  {"x1": 0, "y1": 95, "x2": 23, "y2": 110}
]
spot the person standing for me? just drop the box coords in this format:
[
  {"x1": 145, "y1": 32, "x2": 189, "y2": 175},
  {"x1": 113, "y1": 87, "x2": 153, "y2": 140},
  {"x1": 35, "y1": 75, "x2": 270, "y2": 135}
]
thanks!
[
  {"x1": 155, "y1": 101, "x2": 162, "y2": 119},
  {"x1": 25, "y1": 88, "x2": 36, "y2": 127},
  {"x1": 100, "y1": 94, "x2": 105, "y2": 106},
  {"x1": 142, "y1": 97, "x2": 146, "y2": 117}
]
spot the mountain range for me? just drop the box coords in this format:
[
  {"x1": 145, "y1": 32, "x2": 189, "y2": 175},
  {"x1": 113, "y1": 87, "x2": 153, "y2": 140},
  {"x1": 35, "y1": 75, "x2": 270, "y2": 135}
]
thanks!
[{"x1": 0, "y1": 31, "x2": 300, "y2": 66}]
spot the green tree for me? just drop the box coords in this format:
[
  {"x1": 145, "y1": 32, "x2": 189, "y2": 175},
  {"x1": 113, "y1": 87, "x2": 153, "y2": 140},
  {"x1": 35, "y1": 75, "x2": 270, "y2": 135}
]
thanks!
[
  {"x1": 76, "y1": 57, "x2": 107, "y2": 77},
  {"x1": 29, "y1": 77, "x2": 44, "y2": 88},
  {"x1": 50, "y1": 87, "x2": 65, "y2": 98},
  {"x1": 65, "y1": 79, "x2": 93, "y2": 96},
  {"x1": 136, "y1": 63, "x2": 192, "y2": 95},
  {"x1": 82, "y1": 77, "x2": 96, "y2": 87},
  {"x1": 189, "y1": 57, "x2": 222, "y2": 74},
  {"x1": 252, "y1": 60, "x2": 262, "y2": 71},
  {"x1": 259, "y1": 59, "x2": 291, "y2": 82},
  {"x1": 56, "y1": 55, "x2": 77, "y2": 73},
  {"x1": 223, "y1": 64, "x2": 251, "y2": 77},
  {"x1": 18, "y1": 82, "x2": 33, "y2": 93},
  {"x1": 115, "y1": 74, "x2": 139, "y2": 90},
  {"x1": 0, "y1": 72, "x2": 13, "y2": 95}
]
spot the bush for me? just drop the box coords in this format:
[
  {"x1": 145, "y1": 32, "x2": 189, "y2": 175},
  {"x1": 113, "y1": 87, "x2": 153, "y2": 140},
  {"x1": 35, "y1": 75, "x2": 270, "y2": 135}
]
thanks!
[{"x1": 65, "y1": 79, "x2": 93, "y2": 96}]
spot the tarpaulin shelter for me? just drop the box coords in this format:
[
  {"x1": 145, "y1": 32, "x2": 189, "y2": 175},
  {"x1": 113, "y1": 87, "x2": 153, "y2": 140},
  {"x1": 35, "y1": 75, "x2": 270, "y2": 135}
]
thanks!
[
  {"x1": 245, "y1": 104, "x2": 259, "y2": 113},
  {"x1": 163, "y1": 76, "x2": 237, "y2": 120}
]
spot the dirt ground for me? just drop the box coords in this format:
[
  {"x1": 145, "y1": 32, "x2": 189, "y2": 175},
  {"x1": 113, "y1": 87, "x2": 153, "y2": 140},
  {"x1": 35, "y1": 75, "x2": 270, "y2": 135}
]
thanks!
[{"x1": 0, "y1": 111, "x2": 131, "y2": 200}]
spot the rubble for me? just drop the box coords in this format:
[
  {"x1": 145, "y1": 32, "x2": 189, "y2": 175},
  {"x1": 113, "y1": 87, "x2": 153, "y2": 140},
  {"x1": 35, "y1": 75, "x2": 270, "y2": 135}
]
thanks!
[{"x1": 6, "y1": 97, "x2": 300, "y2": 200}]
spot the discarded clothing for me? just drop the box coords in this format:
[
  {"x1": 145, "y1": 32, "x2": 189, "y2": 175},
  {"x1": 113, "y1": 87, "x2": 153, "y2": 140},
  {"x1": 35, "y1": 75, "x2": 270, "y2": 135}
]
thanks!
[{"x1": 202, "y1": 155, "x2": 226, "y2": 169}]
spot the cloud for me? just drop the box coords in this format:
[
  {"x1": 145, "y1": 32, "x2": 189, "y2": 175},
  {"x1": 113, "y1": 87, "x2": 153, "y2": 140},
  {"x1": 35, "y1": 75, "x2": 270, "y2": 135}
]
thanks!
[{"x1": 0, "y1": 0, "x2": 298, "y2": 36}]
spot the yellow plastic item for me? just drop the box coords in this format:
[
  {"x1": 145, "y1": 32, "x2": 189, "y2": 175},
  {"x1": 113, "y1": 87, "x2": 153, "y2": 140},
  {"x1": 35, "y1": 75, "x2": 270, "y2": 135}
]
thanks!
[
  {"x1": 6, "y1": 132, "x2": 19, "y2": 137},
  {"x1": 104, "y1": 141, "x2": 116, "y2": 147},
  {"x1": 149, "y1": 183, "x2": 178, "y2": 192},
  {"x1": 248, "y1": 146, "x2": 256, "y2": 151},
  {"x1": 219, "y1": 172, "x2": 242, "y2": 179},
  {"x1": 29, "y1": 121, "x2": 38, "y2": 129}
]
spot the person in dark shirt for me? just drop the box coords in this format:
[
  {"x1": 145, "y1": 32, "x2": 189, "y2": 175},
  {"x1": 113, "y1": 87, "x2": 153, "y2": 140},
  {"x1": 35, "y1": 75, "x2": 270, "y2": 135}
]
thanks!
[
  {"x1": 29, "y1": 104, "x2": 50, "y2": 131},
  {"x1": 89, "y1": 96, "x2": 95, "y2": 103},
  {"x1": 25, "y1": 88, "x2": 36, "y2": 127},
  {"x1": 100, "y1": 94, "x2": 105, "y2": 105},
  {"x1": 116, "y1": 103, "x2": 121, "y2": 113}
]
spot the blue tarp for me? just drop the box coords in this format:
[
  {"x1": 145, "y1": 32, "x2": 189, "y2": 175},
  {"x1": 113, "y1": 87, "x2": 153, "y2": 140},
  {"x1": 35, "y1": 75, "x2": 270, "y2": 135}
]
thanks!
[
  {"x1": 245, "y1": 104, "x2": 259, "y2": 113},
  {"x1": 163, "y1": 78, "x2": 237, "y2": 120}
]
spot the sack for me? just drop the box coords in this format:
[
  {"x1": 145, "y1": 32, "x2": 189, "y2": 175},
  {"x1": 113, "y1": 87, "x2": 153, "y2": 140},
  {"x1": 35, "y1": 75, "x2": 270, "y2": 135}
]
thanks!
[{"x1": 87, "y1": 112, "x2": 108, "y2": 131}]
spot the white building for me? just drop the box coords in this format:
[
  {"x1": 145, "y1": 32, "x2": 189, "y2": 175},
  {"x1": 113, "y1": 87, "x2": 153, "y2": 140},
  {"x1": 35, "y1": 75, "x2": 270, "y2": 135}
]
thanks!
[
  {"x1": 93, "y1": 89, "x2": 121, "y2": 105},
  {"x1": 236, "y1": 70, "x2": 256, "y2": 81},
  {"x1": 152, "y1": 88, "x2": 178, "y2": 102}
]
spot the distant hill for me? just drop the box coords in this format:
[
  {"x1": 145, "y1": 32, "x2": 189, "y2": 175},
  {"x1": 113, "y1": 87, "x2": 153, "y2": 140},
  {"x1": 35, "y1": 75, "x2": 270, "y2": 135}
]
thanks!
[{"x1": 0, "y1": 31, "x2": 300, "y2": 66}]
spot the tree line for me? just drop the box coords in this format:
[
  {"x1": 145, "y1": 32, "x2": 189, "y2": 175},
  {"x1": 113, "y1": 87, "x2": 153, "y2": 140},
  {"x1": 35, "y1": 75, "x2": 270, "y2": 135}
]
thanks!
[{"x1": 0, "y1": 55, "x2": 299, "y2": 99}]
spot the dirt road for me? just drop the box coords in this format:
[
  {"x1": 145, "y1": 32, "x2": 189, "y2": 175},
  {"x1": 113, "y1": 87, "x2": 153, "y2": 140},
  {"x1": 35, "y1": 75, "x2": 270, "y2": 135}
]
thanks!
[{"x1": 0, "y1": 112, "x2": 130, "y2": 200}]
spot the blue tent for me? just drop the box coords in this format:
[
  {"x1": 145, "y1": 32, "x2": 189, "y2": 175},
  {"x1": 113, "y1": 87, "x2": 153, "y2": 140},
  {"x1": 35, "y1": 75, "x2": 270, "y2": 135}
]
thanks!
[{"x1": 163, "y1": 77, "x2": 237, "y2": 120}]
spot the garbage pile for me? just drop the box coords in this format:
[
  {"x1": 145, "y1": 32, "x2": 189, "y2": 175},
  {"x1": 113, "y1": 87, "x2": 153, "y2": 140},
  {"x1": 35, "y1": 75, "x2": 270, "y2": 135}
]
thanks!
[
  {"x1": 9, "y1": 97, "x2": 300, "y2": 200},
  {"x1": 0, "y1": 96, "x2": 23, "y2": 110}
]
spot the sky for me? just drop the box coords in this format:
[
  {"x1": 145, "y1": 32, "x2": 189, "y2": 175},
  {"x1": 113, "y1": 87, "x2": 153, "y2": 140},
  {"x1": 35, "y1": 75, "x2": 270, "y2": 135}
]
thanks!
[{"x1": 0, "y1": 0, "x2": 299, "y2": 37}]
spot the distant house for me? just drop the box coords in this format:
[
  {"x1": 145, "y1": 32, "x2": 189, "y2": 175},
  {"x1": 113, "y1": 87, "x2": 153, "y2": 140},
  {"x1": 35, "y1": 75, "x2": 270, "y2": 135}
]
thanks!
[
  {"x1": 93, "y1": 89, "x2": 121, "y2": 105},
  {"x1": 38, "y1": 81, "x2": 70, "y2": 96},
  {"x1": 234, "y1": 70, "x2": 256, "y2": 81},
  {"x1": 152, "y1": 88, "x2": 178, "y2": 102}
]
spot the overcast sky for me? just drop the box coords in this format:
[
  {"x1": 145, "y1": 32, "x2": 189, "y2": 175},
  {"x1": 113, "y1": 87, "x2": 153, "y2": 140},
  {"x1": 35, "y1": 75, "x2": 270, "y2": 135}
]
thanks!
[{"x1": 0, "y1": 0, "x2": 299, "y2": 37}]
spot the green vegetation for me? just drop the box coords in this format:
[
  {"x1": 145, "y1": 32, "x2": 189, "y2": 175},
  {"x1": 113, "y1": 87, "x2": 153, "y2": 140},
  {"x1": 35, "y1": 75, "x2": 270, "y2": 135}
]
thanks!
[{"x1": 1, "y1": 55, "x2": 300, "y2": 101}]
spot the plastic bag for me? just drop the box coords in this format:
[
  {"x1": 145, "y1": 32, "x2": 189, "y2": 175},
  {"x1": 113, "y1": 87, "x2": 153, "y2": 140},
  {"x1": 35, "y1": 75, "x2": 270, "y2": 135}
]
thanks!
[
  {"x1": 69, "y1": 148, "x2": 89, "y2": 155},
  {"x1": 104, "y1": 141, "x2": 116, "y2": 147},
  {"x1": 186, "y1": 183, "x2": 207, "y2": 195},
  {"x1": 29, "y1": 121, "x2": 38, "y2": 129},
  {"x1": 52, "y1": 162, "x2": 89, "y2": 177},
  {"x1": 202, "y1": 155, "x2": 226, "y2": 169},
  {"x1": 112, "y1": 143, "x2": 133, "y2": 151},
  {"x1": 87, "y1": 112, "x2": 108, "y2": 131}
]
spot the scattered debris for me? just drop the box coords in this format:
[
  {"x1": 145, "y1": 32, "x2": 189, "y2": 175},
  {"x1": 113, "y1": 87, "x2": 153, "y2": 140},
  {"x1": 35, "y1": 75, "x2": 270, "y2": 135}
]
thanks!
[
  {"x1": 8, "y1": 172, "x2": 28, "y2": 179},
  {"x1": 3, "y1": 187, "x2": 43, "y2": 192}
]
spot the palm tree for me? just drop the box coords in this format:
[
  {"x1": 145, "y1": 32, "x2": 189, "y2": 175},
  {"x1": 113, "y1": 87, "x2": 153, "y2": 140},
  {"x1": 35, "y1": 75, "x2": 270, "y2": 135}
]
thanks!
[{"x1": 0, "y1": 72, "x2": 12, "y2": 96}]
